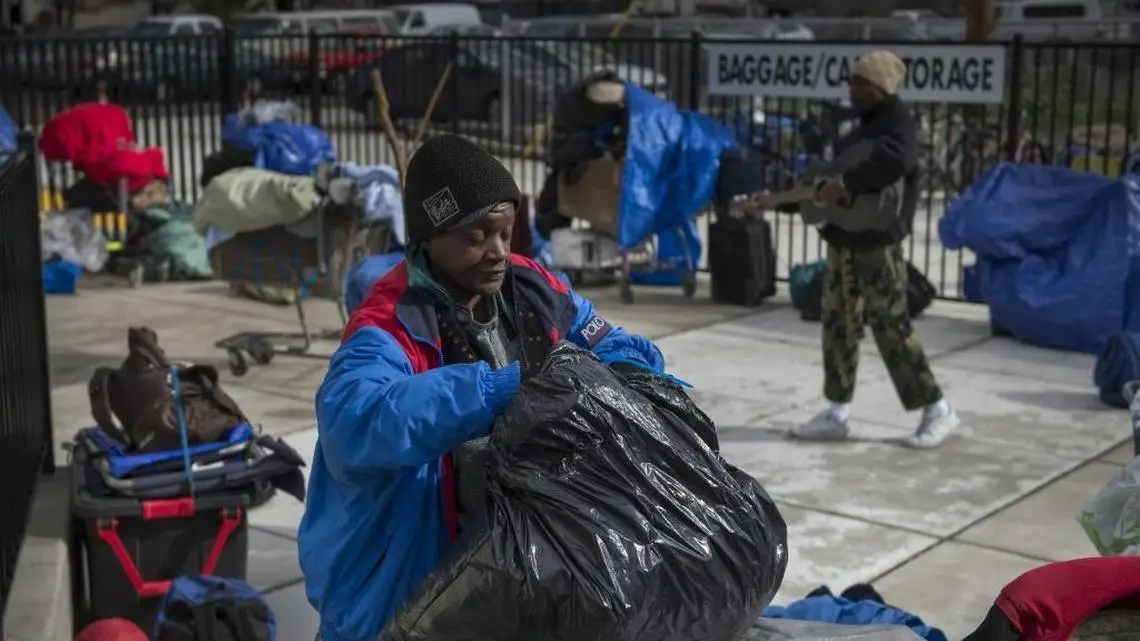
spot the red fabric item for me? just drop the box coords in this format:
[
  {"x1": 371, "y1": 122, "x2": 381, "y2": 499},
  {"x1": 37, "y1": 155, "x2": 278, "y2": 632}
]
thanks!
[
  {"x1": 995, "y1": 557, "x2": 1140, "y2": 641},
  {"x1": 39, "y1": 102, "x2": 168, "y2": 193},
  {"x1": 508, "y1": 254, "x2": 569, "y2": 294},
  {"x1": 74, "y1": 618, "x2": 148, "y2": 641}
]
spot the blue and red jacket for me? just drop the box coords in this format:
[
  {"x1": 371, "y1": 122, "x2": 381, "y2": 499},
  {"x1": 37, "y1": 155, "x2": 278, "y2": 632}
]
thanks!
[{"x1": 298, "y1": 254, "x2": 665, "y2": 641}]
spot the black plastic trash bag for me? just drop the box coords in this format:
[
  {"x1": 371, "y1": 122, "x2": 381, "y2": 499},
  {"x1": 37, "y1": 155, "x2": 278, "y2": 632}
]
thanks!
[{"x1": 382, "y1": 344, "x2": 788, "y2": 641}]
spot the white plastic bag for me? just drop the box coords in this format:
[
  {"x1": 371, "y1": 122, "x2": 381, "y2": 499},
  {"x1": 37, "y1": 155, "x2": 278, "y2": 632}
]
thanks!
[
  {"x1": 1077, "y1": 455, "x2": 1140, "y2": 556},
  {"x1": 40, "y1": 208, "x2": 108, "y2": 272}
]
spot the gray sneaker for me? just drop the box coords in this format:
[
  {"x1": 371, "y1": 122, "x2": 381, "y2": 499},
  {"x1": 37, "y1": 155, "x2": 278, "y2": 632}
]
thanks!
[{"x1": 789, "y1": 411, "x2": 850, "y2": 441}]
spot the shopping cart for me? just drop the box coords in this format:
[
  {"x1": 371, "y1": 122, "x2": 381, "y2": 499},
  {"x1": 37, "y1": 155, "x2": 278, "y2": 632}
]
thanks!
[{"x1": 209, "y1": 197, "x2": 392, "y2": 377}]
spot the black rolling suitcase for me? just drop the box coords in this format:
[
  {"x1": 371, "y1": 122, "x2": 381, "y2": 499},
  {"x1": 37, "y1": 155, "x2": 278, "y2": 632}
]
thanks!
[{"x1": 709, "y1": 211, "x2": 777, "y2": 307}]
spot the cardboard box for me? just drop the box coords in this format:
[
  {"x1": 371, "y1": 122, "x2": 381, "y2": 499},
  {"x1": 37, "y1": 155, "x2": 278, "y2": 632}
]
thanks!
[{"x1": 557, "y1": 155, "x2": 622, "y2": 237}]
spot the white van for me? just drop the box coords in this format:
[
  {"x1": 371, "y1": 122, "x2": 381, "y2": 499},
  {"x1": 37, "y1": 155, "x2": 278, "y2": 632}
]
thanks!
[
  {"x1": 992, "y1": 0, "x2": 1120, "y2": 40},
  {"x1": 129, "y1": 14, "x2": 224, "y2": 36},
  {"x1": 388, "y1": 3, "x2": 483, "y2": 35}
]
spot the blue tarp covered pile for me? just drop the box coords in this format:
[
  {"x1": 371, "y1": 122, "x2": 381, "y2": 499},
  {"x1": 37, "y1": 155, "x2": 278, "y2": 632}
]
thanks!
[
  {"x1": 222, "y1": 110, "x2": 335, "y2": 177},
  {"x1": 939, "y1": 163, "x2": 1140, "y2": 353},
  {"x1": 618, "y1": 83, "x2": 736, "y2": 285}
]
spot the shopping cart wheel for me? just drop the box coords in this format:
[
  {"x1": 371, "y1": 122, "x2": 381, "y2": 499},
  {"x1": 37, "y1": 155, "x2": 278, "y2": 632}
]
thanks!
[
  {"x1": 127, "y1": 264, "x2": 145, "y2": 289},
  {"x1": 619, "y1": 281, "x2": 634, "y2": 304},
  {"x1": 682, "y1": 274, "x2": 697, "y2": 297},
  {"x1": 248, "y1": 339, "x2": 275, "y2": 365},
  {"x1": 227, "y1": 348, "x2": 249, "y2": 377}
]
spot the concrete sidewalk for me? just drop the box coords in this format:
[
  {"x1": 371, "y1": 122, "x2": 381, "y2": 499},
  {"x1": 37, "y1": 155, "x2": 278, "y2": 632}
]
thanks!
[{"x1": 17, "y1": 279, "x2": 1130, "y2": 641}]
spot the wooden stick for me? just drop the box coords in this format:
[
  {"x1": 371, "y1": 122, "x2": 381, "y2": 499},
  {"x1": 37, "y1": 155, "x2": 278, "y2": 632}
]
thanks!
[
  {"x1": 413, "y1": 63, "x2": 454, "y2": 147},
  {"x1": 370, "y1": 67, "x2": 408, "y2": 183}
]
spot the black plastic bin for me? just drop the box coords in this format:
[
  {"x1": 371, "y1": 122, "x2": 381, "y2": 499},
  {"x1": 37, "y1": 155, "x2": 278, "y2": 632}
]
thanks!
[{"x1": 69, "y1": 445, "x2": 250, "y2": 633}]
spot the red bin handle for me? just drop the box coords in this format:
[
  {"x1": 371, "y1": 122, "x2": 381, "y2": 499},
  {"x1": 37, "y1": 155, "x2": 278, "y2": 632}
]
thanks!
[{"x1": 95, "y1": 507, "x2": 243, "y2": 599}]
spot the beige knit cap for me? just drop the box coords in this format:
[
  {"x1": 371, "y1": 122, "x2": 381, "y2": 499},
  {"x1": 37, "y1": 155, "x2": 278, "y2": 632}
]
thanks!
[{"x1": 852, "y1": 50, "x2": 907, "y2": 95}]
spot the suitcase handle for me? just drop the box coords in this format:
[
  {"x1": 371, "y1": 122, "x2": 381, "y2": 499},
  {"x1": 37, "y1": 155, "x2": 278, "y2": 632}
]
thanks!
[{"x1": 94, "y1": 507, "x2": 243, "y2": 598}]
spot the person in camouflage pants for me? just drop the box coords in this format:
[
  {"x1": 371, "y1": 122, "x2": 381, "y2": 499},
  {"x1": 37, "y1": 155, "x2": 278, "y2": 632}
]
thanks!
[
  {"x1": 821, "y1": 244, "x2": 942, "y2": 411},
  {"x1": 787, "y1": 50, "x2": 960, "y2": 448}
]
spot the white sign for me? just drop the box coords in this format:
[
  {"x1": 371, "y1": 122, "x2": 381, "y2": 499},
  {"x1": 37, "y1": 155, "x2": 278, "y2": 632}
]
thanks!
[{"x1": 706, "y1": 43, "x2": 1007, "y2": 104}]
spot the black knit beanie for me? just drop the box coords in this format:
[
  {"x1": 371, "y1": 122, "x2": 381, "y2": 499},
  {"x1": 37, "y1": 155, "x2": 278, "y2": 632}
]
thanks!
[{"x1": 403, "y1": 134, "x2": 521, "y2": 245}]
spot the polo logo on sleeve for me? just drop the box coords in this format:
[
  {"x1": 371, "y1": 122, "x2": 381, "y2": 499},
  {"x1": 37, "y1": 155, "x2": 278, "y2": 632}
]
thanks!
[
  {"x1": 579, "y1": 315, "x2": 613, "y2": 348},
  {"x1": 423, "y1": 187, "x2": 461, "y2": 227}
]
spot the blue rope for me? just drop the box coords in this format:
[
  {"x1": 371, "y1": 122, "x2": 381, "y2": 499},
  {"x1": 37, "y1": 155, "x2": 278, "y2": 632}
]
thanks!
[{"x1": 170, "y1": 366, "x2": 196, "y2": 497}]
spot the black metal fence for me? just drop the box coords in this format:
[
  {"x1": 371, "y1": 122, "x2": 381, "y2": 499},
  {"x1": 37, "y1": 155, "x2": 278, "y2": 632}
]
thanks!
[
  {"x1": 0, "y1": 133, "x2": 55, "y2": 635},
  {"x1": 0, "y1": 33, "x2": 1137, "y2": 300}
]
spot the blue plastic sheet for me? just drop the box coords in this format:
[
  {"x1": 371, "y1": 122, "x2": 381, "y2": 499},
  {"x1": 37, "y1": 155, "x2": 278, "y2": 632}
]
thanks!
[
  {"x1": 43, "y1": 260, "x2": 81, "y2": 295},
  {"x1": 222, "y1": 114, "x2": 335, "y2": 176},
  {"x1": 618, "y1": 83, "x2": 736, "y2": 251},
  {"x1": 763, "y1": 595, "x2": 946, "y2": 641},
  {"x1": 334, "y1": 162, "x2": 405, "y2": 246},
  {"x1": 628, "y1": 220, "x2": 702, "y2": 286},
  {"x1": 939, "y1": 163, "x2": 1140, "y2": 353},
  {"x1": 0, "y1": 105, "x2": 17, "y2": 158}
]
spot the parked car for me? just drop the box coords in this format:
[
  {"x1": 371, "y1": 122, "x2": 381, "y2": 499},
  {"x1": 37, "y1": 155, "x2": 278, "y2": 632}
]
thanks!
[
  {"x1": 3, "y1": 37, "x2": 98, "y2": 89},
  {"x1": 232, "y1": 10, "x2": 399, "y2": 93},
  {"x1": 351, "y1": 39, "x2": 566, "y2": 126},
  {"x1": 231, "y1": 10, "x2": 401, "y2": 38},
  {"x1": 95, "y1": 41, "x2": 289, "y2": 102},
  {"x1": 524, "y1": 40, "x2": 669, "y2": 95}
]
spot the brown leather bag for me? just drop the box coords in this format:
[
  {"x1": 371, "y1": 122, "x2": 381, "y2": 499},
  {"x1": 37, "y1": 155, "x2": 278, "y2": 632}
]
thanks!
[{"x1": 88, "y1": 327, "x2": 246, "y2": 452}]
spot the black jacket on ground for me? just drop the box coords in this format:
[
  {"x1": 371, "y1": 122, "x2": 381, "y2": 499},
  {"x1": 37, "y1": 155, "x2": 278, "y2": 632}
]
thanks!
[{"x1": 819, "y1": 94, "x2": 919, "y2": 251}]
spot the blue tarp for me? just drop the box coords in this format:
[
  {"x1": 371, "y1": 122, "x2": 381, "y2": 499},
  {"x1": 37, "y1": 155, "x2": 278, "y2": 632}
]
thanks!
[
  {"x1": 43, "y1": 260, "x2": 81, "y2": 295},
  {"x1": 222, "y1": 114, "x2": 335, "y2": 176},
  {"x1": 333, "y1": 162, "x2": 405, "y2": 246},
  {"x1": 617, "y1": 83, "x2": 735, "y2": 284},
  {"x1": 763, "y1": 595, "x2": 946, "y2": 641},
  {"x1": 618, "y1": 83, "x2": 735, "y2": 252},
  {"x1": 628, "y1": 220, "x2": 702, "y2": 286},
  {"x1": 939, "y1": 163, "x2": 1140, "y2": 353},
  {"x1": 0, "y1": 105, "x2": 17, "y2": 159}
]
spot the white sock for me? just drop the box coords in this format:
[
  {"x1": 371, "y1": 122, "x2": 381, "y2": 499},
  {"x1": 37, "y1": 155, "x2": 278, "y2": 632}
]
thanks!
[
  {"x1": 828, "y1": 402, "x2": 851, "y2": 423},
  {"x1": 924, "y1": 398, "x2": 950, "y2": 418}
]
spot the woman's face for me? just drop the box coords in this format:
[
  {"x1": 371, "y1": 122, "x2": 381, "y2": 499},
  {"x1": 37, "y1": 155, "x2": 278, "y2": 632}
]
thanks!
[{"x1": 425, "y1": 202, "x2": 516, "y2": 299}]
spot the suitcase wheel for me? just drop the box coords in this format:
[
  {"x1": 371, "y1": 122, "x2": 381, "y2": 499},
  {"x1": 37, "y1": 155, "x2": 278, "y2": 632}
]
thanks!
[
  {"x1": 619, "y1": 281, "x2": 634, "y2": 304},
  {"x1": 682, "y1": 275, "x2": 697, "y2": 298}
]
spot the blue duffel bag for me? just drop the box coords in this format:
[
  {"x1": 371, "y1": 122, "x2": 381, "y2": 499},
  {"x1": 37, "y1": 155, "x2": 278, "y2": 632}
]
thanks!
[{"x1": 1094, "y1": 332, "x2": 1140, "y2": 408}]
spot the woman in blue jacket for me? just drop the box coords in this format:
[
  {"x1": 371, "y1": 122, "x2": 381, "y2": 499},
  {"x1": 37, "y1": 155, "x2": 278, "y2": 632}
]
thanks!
[{"x1": 298, "y1": 134, "x2": 667, "y2": 641}]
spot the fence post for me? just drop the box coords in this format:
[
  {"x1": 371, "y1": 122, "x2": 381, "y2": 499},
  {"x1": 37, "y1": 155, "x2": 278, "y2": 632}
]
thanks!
[
  {"x1": 17, "y1": 130, "x2": 55, "y2": 476},
  {"x1": 499, "y1": 37, "x2": 511, "y2": 140},
  {"x1": 1004, "y1": 34, "x2": 1025, "y2": 161},
  {"x1": 688, "y1": 30, "x2": 702, "y2": 112},
  {"x1": 450, "y1": 32, "x2": 461, "y2": 136},
  {"x1": 219, "y1": 28, "x2": 235, "y2": 116},
  {"x1": 308, "y1": 31, "x2": 323, "y2": 128}
]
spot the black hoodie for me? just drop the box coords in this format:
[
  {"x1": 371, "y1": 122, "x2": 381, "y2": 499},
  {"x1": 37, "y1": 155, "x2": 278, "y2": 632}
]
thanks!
[{"x1": 820, "y1": 94, "x2": 919, "y2": 251}]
